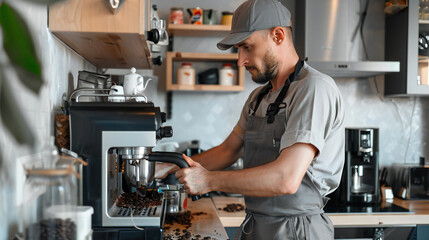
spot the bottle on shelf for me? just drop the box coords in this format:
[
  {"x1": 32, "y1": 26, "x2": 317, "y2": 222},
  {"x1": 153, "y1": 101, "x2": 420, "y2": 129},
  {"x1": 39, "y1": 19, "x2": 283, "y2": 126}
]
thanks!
[
  {"x1": 219, "y1": 63, "x2": 237, "y2": 86},
  {"x1": 177, "y1": 63, "x2": 195, "y2": 85}
]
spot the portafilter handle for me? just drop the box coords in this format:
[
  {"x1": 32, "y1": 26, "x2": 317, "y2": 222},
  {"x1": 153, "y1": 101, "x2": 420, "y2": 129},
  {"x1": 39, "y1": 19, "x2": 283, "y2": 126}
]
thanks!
[{"x1": 145, "y1": 151, "x2": 208, "y2": 201}]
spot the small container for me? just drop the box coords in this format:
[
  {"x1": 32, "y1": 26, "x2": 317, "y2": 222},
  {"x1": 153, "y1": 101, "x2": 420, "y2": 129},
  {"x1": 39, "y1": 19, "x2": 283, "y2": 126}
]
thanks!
[
  {"x1": 198, "y1": 68, "x2": 218, "y2": 84},
  {"x1": 169, "y1": 7, "x2": 184, "y2": 24},
  {"x1": 165, "y1": 189, "x2": 187, "y2": 214},
  {"x1": 221, "y1": 11, "x2": 234, "y2": 25},
  {"x1": 187, "y1": 8, "x2": 203, "y2": 25},
  {"x1": 177, "y1": 63, "x2": 195, "y2": 85},
  {"x1": 219, "y1": 63, "x2": 237, "y2": 86},
  {"x1": 183, "y1": 140, "x2": 203, "y2": 157}
]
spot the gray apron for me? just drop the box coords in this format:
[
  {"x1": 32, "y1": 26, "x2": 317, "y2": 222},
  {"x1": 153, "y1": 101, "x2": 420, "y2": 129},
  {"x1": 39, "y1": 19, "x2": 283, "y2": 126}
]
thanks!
[{"x1": 237, "y1": 61, "x2": 334, "y2": 240}]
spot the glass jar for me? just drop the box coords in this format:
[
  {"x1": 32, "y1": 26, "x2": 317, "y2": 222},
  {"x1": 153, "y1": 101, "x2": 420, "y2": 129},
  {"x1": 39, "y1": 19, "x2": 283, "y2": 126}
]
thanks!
[
  {"x1": 23, "y1": 167, "x2": 78, "y2": 240},
  {"x1": 177, "y1": 63, "x2": 195, "y2": 85}
]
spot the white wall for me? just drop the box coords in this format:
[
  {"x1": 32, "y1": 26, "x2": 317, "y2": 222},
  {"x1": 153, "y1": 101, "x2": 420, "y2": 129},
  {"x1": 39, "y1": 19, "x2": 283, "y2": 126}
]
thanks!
[{"x1": 0, "y1": 1, "x2": 95, "y2": 239}]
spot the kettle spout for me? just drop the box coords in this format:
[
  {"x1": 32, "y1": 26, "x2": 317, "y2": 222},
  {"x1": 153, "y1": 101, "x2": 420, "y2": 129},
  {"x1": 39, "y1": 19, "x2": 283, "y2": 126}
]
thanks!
[
  {"x1": 142, "y1": 78, "x2": 152, "y2": 91},
  {"x1": 135, "y1": 76, "x2": 152, "y2": 94}
]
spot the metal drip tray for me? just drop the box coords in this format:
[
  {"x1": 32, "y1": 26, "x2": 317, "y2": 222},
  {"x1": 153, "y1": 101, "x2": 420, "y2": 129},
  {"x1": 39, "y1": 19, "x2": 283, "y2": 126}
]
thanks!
[
  {"x1": 104, "y1": 197, "x2": 166, "y2": 227},
  {"x1": 110, "y1": 205, "x2": 161, "y2": 217}
]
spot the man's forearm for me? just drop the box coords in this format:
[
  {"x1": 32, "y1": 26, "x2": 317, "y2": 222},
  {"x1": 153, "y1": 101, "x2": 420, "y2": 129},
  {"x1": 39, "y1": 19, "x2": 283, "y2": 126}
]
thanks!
[
  {"x1": 206, "y1": 161, "x2": 293, "y2": 197},
  {"x1": 205, "y1": 143, "x2": 317, "y2": 197},
  {"x1": 192, "y1": 144, "x2": 240, "y2": 171}
]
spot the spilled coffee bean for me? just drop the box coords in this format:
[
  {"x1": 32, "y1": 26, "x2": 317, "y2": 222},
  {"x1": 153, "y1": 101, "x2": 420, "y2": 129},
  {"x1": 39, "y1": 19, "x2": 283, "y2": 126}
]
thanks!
[
  {"x1": 219, "y1": 203, "x2": 245, "y2": 212},
  {"x1": 164, "y1": 211, "x2": 207, "y2": 227},
  {"x1": 163, "y1": 211, "x2": 214, "y2": 240}
]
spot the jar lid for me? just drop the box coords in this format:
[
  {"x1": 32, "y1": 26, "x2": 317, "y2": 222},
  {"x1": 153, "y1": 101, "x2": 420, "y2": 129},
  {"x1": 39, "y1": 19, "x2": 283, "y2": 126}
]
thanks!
[
  {"x1": 182, "y1": 62, "x2": 192, "y2": 66},
  {"x1": 25, "y1": 163, "x2": 82, "y2": 178},
  {"x1": 25, "y1": 167, "x2": 74, "y2": 177},
  {"x1": 223, "y1": 63, "x2": 233, "y2": 67},
  {"x1": 222, "y1": 11, "x2": 234, "y2": 15},
  {"x1": 170, "y1": 7, "x2": 183, "y2": 11}
]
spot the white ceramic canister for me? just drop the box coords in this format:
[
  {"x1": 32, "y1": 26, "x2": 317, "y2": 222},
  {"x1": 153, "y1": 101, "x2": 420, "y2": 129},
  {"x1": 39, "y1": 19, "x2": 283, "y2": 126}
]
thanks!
[
  {"x1": 177, "y1": 63, "x2": 195, "y2": 85},
  {"x1": 219, "y1": 63, "x2": 236, "y2": 86}
]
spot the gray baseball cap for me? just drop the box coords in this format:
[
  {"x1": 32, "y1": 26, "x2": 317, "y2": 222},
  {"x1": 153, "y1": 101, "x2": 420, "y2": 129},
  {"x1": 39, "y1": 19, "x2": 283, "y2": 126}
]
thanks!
[{"x1": 217, "y1": 0, "x2": 291, "y2": 50}]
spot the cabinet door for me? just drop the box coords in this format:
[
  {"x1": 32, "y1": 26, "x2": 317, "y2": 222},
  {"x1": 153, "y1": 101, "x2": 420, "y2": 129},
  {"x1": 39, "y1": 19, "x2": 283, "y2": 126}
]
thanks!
[
  {"x1": 49, "y1": 0, "x2": 147, "y2": 34},
  {"x1": 385, "y1": 0, "x2": 429, "y2": 96}
]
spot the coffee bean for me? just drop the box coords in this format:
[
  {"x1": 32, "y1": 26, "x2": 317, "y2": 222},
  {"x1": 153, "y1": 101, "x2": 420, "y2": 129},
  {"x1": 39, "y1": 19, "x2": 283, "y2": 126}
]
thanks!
[
  {"x1": 222, "y1": 203, "x2": 245, "y2": 212},
  {"x1": 26, "y1": 218, "x2": 76, "y2": 240}
]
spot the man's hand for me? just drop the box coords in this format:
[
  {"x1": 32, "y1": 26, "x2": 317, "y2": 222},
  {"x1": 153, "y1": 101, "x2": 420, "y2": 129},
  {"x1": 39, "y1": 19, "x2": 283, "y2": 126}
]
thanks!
[
  {"x1": 154, "y1": 163, "x2": 179, "y2": 179},
  {"x1": 175, "y1": 154, "x2": 211, "y2": 195}
]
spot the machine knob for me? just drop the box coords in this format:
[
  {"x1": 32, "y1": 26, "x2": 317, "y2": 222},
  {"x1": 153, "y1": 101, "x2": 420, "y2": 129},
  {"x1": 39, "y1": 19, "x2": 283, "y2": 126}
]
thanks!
[
  {"x1": 159, "y1": 126, "x2": 173, "y2": 139},
  {"x1": 160, "y1": 112, "x2": 167, "y2": 123},
  {"x1": 147, "y1": 29, "x2": 160, "y2": 44},
  {"x1": 152, "y1": 56, "x2": 163, "y2": 66}
]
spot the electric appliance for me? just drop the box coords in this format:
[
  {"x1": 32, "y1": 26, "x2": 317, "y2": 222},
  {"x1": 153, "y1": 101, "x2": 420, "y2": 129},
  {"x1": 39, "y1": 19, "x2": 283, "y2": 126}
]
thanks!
[
  {"x1": 388, "y1": 165, "x2": 429, "y2": 200},
  {"x1": 328, "y1": 128, "x2": 380, "y2": 205},
  {"x1": 295, "y1": 0, "x2": 399, "y2": 77},
  {"x1": 69, "y1": 93, "x2": 201, "y2": 239}
]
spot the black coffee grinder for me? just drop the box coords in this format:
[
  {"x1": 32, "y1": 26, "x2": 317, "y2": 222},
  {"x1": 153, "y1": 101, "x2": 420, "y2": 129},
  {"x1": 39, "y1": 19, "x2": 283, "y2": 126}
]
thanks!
[{"x1": 329, "y1": 128, "x2": 380, "y2": 205}]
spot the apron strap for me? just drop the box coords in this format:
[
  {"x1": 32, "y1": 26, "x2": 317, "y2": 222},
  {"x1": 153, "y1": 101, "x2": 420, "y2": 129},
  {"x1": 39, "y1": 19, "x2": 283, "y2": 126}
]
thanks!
[
  {"x1": 250, "y1": 82, "x2": 272, "y2": 116},
  {"x1": 266, "y1": 60, "x2": 304, "y2": 123},
  {"x1": 235, "y1": 210, "x2": 254, "y2": 240},
  {"x1": 250, "y1": 60, "x2": 304, "y2": 124}
]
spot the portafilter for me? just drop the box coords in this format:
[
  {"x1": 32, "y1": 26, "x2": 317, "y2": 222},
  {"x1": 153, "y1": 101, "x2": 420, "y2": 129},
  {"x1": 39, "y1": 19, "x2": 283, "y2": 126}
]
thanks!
[{"x1": 119, "y1": 149, "x2": 204, "y2": 201}]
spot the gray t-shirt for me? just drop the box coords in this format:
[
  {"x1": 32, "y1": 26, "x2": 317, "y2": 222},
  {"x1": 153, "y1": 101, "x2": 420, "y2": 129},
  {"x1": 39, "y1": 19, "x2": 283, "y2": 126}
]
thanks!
[{"x1": 233, "y1": 62, "x2": 345, "y2": 197}]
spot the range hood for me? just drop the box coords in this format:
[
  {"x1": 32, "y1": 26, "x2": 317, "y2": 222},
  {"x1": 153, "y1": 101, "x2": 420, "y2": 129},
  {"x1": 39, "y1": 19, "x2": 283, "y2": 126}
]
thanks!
[{"x1": 295, "y1": 0, "x2": 399, "y2": 78}]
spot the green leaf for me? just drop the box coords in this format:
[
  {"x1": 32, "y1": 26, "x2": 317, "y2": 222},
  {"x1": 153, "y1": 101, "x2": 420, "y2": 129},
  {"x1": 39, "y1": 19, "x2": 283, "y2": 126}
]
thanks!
[
  {"x1": 0, "y1": 70, "x2": 36, "y2": 148},
  {"x1": 0, "y1": 2, "x2": 43, "y2": 94}
]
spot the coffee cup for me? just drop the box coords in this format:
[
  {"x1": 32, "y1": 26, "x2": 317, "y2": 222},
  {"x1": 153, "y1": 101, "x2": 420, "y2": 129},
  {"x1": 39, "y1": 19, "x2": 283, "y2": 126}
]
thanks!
[
  {"x1": 203, "y1": 9, "x2": 217, "y2": 25},
  {"x1": 108, "y1": 85, "x2": 125, "y2": 102}
]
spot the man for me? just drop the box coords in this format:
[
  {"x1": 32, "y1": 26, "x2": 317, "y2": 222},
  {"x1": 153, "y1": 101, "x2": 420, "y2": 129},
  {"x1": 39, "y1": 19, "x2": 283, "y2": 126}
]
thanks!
[{"x1": 157, "y1": 0, "x2": 345, "y2": 238}]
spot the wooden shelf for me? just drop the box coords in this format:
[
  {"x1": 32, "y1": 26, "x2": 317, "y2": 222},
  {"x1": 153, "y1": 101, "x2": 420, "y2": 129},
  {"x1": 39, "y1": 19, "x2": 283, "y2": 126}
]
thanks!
[
  {"x1": 167, "y1": 24, "x2": 231, "y2": 37},
  {"x1": 166, "y1": 52, "x2": 245, "y2": 92},
  {"x1": 49, "y1": 0, "x2": 152, "y2": 69},
  {"x1": 420, "y1": 19, "x2": 429, "y2": 24},
  {"x1": 167, "y1": 84, "x2": 244, "y2": 92}
]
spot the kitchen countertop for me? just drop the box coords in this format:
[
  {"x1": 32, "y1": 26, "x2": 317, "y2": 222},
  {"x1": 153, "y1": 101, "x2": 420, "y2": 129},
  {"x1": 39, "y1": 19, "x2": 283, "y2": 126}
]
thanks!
[
  {"x1": 212, "y1": 196, "x2": 429, "y2": 228},
  {"x1": 163, "y1": 197, "x2": 228, "y2": 239}
]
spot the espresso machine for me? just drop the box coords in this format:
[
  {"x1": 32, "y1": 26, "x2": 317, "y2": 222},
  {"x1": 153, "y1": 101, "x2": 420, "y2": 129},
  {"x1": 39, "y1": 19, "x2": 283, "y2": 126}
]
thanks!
[
  {"x1": 69, "y1": 98, "x2": 196, "y2": 239},
  {"x1": 328, "y1": 128, "x2": 380, "y2": 205}
]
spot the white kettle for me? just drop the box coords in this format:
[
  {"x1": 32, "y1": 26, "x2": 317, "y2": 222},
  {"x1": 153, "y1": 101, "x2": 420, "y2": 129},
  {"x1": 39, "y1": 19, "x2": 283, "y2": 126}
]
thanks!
[{"x1": 123, "y1": 67, "x2": 151, "y2": 99}]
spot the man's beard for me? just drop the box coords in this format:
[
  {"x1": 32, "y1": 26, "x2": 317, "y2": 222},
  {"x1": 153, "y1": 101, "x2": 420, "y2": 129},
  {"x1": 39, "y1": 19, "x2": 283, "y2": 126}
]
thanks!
[{"x1": 246, "y1": 51, "x2": 278, "y2": 84}]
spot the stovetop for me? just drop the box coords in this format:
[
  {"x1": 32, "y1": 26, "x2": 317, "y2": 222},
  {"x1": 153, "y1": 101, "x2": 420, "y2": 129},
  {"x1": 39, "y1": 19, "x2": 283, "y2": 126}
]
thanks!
[{"x1": 324, "y1": 202, "x2": 413, "y2": 215}]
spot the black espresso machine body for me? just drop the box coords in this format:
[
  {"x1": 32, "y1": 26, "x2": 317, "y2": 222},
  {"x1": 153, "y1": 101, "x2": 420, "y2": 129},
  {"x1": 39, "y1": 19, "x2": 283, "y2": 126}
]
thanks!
[
  {"x1": 328, "y1": 128, "x2": 380, "y2": 205},
  {"x1": 69, "y1": 101, "x2": 172, "y2": 239}
]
